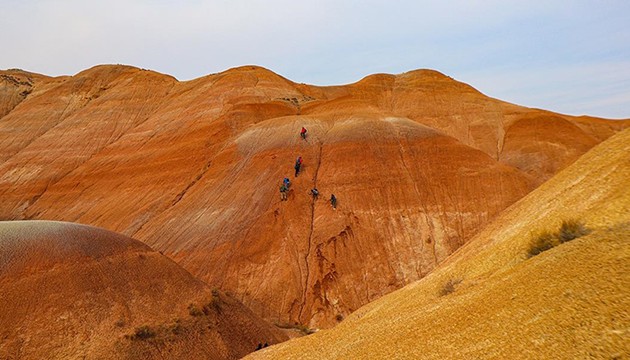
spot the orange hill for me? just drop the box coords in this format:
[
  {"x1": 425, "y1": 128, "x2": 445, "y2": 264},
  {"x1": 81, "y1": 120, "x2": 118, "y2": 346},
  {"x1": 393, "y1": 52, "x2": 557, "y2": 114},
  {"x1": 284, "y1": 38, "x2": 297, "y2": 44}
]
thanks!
[
  {"x1": 0, "y1": 65, "x2": 627, "y2": 327},
  {"x1": 244, "y1": 127, "x2": 630, "y2": 359},
  {"x1": 0, "y1": 221, "x2": 286, "y2": 359}
]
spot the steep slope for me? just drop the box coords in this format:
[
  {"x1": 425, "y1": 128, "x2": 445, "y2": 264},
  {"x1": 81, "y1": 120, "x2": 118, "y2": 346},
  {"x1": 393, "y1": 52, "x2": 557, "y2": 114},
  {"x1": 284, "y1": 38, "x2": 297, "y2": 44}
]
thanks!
[
  {"x1": 0, "y1": 66, "x2": 176, "y2": 216},
  {"x1": 131, "y1": 115, "x2": 532, "y2": 328},
  {"x1": 245, "y1": 127, "x2": 630, "y2": 359},
  {"x1": 0, "y1": 221, "x2": 287, "y2": 360},
  {"x1": 0, "y1": 65, "x2": 627, "y2": 328}
]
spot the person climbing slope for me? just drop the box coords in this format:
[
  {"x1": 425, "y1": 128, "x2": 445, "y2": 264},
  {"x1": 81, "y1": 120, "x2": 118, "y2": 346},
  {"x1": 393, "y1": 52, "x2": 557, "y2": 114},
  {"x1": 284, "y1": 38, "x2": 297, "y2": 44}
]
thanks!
[
  {"x1": 280, "y1": 183, "x2": 288, "y2": 201},
  {"x1": 300, "y1": 127, "x2": 307, "y2": 140},
  {"x1": 283, "y1": 177, "x2": 291, "y2": 188},
  {"x1": 294, "y1": 156, "x2": 303, "y2": 177},
  {"x1": 310, "y1": 188, "x2": 319, "y2": 200},
  {"x1": 330, "y1": 194, "x2": 337, "y2": 209}
]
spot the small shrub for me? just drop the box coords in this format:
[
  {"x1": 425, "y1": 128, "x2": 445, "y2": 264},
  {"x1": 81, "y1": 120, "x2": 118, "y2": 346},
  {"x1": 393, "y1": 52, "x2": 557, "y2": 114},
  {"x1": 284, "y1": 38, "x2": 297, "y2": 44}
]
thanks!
[
  {"x1": 527, "y1": 219, "x2": 590, "y2": 257},
  {"x1": 200, "y1": 292, "x2": 222, "y2": 315},
  {"x1": 439, "y1": 278, "x2": 462, "y2": 296},
  {"x1": 295, "y1": 324, "x2": 316, "y2": 335},
  {"x1": 170, "y1": 320, "x2": 183, "y2": 335},
  {"x1": 528, "y1": 231, "x2": 560, "y2": 257},
  {"x1": 188, "y1": 304, "x2": 204, "y2": 317},
  {"x1": 558, "y1": 219, "x2": 590, "y2": 243},
  {"x1": 133, "y1": 325, "x2": 156, "y2": 340}
]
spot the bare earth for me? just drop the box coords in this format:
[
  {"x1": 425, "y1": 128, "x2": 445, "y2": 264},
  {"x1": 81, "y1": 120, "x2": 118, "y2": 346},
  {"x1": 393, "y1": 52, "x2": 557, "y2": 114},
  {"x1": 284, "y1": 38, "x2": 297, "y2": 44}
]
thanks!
[
  {"x1": 244, "y1": 128, "x2": 630, "y2": 359},
  {"x1": 0, "y1": 65, "x2": 628, "y2": 330},
  {"x1": 0, "y1": 221, "x2": 286, "y2": 359}
]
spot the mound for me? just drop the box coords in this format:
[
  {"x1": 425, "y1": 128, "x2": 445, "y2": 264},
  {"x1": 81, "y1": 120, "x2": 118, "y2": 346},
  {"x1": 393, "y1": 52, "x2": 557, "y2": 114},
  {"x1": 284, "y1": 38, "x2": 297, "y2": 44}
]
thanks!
[
  {"x1": 244, "y1": 128, "x2": 630, "y2": 359},
  {"x1": 0, "y1": 221, "x2": 286, "y2": 360},
  {"x1": 0, "y1": 65, "x2": 627, "y2": 327}
]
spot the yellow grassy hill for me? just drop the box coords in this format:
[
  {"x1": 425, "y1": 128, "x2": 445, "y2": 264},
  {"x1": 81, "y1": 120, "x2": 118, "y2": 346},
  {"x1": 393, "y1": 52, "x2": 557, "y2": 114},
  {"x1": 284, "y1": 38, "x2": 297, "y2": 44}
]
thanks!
[{"x1": 245, "y1": 128, "x2": 630, "y2": 359}]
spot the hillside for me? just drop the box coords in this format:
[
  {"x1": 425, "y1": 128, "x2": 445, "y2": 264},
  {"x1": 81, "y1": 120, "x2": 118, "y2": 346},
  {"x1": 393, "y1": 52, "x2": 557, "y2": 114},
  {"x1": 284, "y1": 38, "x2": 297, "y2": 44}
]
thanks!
[
  {"x1": 244, "y1": 127, "x2": 630, "y2": 359},
  {"x1": 0, "y1": 65, "x2": 627, "y2": 327},
  {"x1": 0, "y1": 221, "x2": 287, "y2": 360}
]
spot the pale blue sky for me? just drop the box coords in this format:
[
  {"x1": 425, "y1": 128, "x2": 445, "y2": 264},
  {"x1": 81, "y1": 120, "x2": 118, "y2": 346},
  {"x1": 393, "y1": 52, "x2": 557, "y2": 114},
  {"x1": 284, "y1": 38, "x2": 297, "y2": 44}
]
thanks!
[{"x1": 1, "y1": 0, "x2": 628, "y2": 118}]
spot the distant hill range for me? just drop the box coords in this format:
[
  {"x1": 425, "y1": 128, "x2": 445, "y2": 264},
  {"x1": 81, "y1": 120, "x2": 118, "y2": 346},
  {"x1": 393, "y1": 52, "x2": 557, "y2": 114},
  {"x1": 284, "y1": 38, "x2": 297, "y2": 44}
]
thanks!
[{"x1": 1, "y1": 65, "x2": 628, "y2": 333}]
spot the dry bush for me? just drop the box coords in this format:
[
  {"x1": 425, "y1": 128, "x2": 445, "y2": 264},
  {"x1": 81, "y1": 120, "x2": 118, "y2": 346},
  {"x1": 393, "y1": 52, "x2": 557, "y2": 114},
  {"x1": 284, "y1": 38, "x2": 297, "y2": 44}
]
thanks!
[
  {"x1": 203, "y1": 289, "x2": 222, "y2": 314},
  {"x1": 558, "y1": 219, "x2": 591, "y2": 243},
  {"x1": 528, "y1": 219, "x2": 590, "y2": 257},
  {"x1": 439, "y1": 278, "x2": 462, "y2": 296},
  {"x1": 527, "y1": 231, "x2": 560, "y2": 257},
  {"x1": 132, "y1": 325, "x2": 156, "y2": 340},
  {"x1": 188, "y1": 304, "x2": 204, "y2": 317}
]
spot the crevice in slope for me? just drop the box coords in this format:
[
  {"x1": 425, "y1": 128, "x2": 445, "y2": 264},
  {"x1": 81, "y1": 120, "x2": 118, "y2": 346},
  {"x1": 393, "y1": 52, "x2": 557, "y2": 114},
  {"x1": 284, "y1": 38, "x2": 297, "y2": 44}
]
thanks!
[
  {"x1": 171, "y1": 160, "x2": 213, "y2": 207},
  {"x1": 297, "y1": 141, "x2": 324, "y2": 323}
]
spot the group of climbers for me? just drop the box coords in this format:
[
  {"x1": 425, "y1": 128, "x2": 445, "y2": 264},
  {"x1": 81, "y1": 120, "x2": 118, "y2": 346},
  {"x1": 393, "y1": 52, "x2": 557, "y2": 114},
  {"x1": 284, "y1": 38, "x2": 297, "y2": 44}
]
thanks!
[{"x1": 278, "y1": 127, "x2": 337, "y2": 209}]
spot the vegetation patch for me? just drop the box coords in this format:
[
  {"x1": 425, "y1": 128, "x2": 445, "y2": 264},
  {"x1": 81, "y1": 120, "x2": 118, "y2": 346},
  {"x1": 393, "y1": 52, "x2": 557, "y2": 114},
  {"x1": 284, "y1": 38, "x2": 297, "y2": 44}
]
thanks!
[
  {"x1": 188, "y1": 290, "x2": 223, "y2": 318},
  {"x1": 125, "y1": 319, "x2": 185, "y2": 342},
  {"x1": 294, "y1": 324, "x2": 316, "y2": 335},
  {"x1": 203, "y1": 289, "x2": 222, "y2": 314},
  {"x1": 131, "y1": 325, "x2": 157, "y2": 340},
  {"x1": 558, "y1": 219, "x2": 591, "y2": 243},
  {"x1": 528, "y1": 230, "x2": 560, "y2": 257},
  {"x1": 188, "y1": 304, "x2": 204, "y2": 317},
  {"x1": 528, "y1": 219, "x2": 590, "y2": 258},
  {"x1": 439, "y1": 278, "x2": 462, "y2": 297},
  {"x1": 274, "y1": 322, "x2": 317, "y2": 336}
]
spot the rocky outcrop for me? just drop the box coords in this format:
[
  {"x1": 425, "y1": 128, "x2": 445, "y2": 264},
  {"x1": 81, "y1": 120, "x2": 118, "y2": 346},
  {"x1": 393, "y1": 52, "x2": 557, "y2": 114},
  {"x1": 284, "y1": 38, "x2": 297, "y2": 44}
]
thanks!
[{"x1": 0, "y1": 65, "x2": 627, "y2": 328}]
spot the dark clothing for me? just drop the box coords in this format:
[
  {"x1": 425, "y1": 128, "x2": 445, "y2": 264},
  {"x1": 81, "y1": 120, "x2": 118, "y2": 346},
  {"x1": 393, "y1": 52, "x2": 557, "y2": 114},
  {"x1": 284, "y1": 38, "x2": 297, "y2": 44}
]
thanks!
[
  {"x1": 330, "y1": 194, "x2": 337, "y2": 209},
  {"x1": 300, "y1": 127, "x2": 307, "y2": 139},
  {"x1": 310, "y1": 188, "x2": 319, "y2": 199},
  {"x1": 294, "y1": 163, "x2": 301, "y2": 177}
]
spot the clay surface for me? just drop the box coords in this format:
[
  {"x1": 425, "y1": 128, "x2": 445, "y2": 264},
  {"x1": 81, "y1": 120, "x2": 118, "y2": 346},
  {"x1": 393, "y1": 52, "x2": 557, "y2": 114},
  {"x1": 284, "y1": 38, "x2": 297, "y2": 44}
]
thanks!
[{"x1": 1, "y1": 65, "x2": 627, "y2": 327}]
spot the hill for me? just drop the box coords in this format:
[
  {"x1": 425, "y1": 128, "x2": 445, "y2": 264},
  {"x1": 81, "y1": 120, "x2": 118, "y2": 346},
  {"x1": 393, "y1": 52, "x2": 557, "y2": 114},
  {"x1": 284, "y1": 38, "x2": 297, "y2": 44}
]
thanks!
[
  {"x1": 0, "y1": 221, "x2": 286, "y2": 359},
  {"x1": 1, "y1": 65, "x2": 627, "y2": 327},
  {"x1": 244, "y1": 127, "x2": 630, "y2": 359}
]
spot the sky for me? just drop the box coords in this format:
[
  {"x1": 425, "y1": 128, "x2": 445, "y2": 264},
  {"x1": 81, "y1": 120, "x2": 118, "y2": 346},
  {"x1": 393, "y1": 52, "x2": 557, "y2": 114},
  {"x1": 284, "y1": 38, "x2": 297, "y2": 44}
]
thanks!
[{"x1": 1, "y1": 0, "x2": 629, "y2": 118}]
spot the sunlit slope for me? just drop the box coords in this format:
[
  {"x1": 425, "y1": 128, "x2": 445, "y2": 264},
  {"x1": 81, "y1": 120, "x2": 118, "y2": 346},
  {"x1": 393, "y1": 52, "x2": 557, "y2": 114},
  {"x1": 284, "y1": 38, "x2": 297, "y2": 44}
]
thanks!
[
  {"x1": 0, "y1": 221, "x2": 286, "y2": 360},
  {"x1": 1, "y1": 65, "x2": 627, "y2": 328},
  {"x1": 245, "y1": 128, "x2": 630, "y2": 359}
]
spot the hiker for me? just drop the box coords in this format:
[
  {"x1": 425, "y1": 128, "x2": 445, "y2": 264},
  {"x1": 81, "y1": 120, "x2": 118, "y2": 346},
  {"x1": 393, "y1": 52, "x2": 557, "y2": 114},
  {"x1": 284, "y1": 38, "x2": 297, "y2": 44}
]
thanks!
[
  {"x1": 280, "y1": 184, "x2": 288, "y2": 201},
  {"x1": 294, "y1": 156, "x2": 303, "y2": 177},
  {"x1": 330, "y1": 194, "x2": 337, "y2": 209},
  {"x1": 300, "y1": 127, "x2": 307, "y2": 140},
  {"x1": 283, "y1": 177, "x2": 291, "y2": 188},
  {"x1": 310, "y1": 188, "x2": 319, "y2": 200}
]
